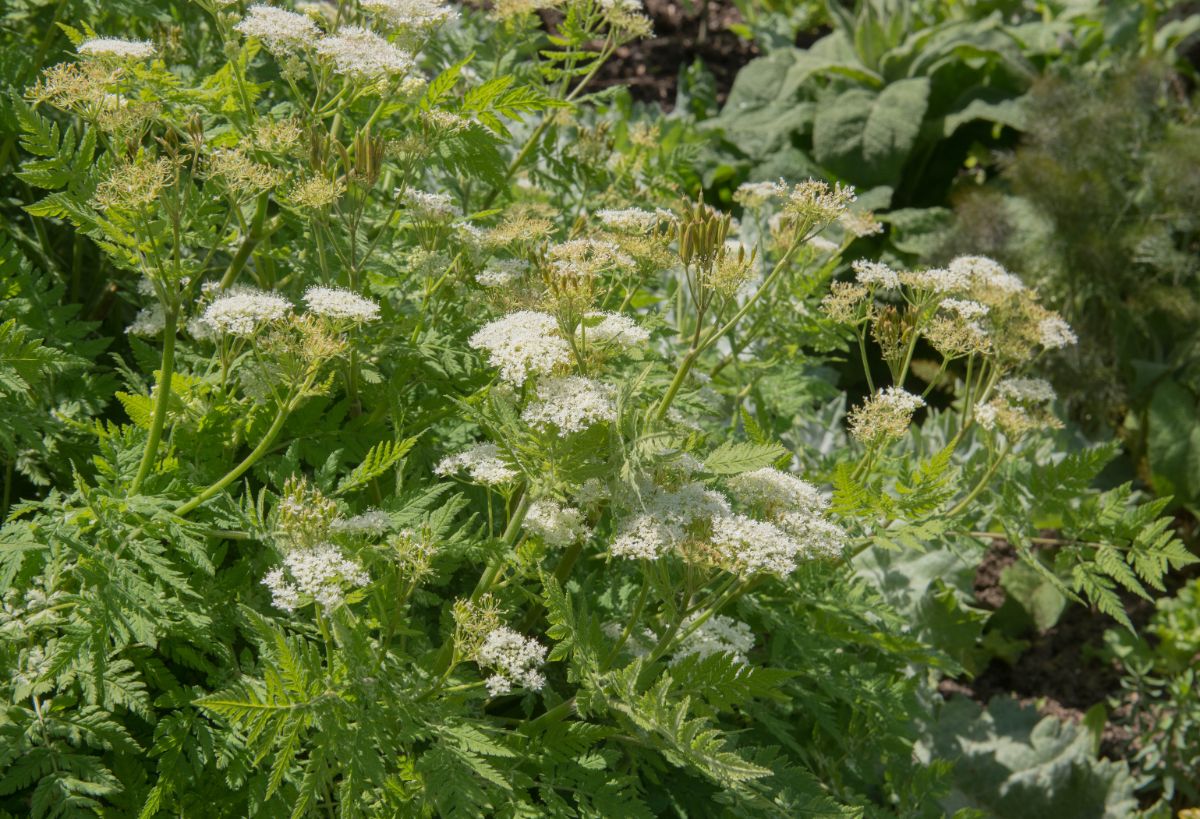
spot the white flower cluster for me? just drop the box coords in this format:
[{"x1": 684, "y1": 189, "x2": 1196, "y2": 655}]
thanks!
[
  {"x1": 547, "y1": 238, "x2": 635, "y2": 278},
  {"x1": 522, "y1": 376, "x2": 617, "y2": 435},
  {"x1": 363, "y1": 0, "x2": 457, "y2": 29},
  {"x1": 127, "y1": 304, "x2": 166, "y2": 336},
  {"x1": 995, "y1": 377, "x2": 1056, "y2": 405},
  {"x1": 523, "y1": 499, "x2": 587, "y2": 548},
  {"x1": 594, "y1": 207, "x2": 660, "y2": 232},
  {"x1": 331, "y1": 510, "x2": 392, "y2": 536},
  {"x1": 235, "y1": 5, "x2": 320, "y2": 55},
  {"x1": 77, "y1": 37, "x2": 156, "y2": 59},
  {"x1": 611, "y1": 514, "x2": 679, "y2": 560},
  {"x1": 852, "y1": 259, "x2": 901, "y2": 290},
  {"x1": 711, "y1": 514, "x2": 804, "y2": 577},
  {"x1": 262, "y1": 543, "x2": 370, "y2": 612},
  {"x1": 477, "y1": 626, "x2": 547, "y2": 695},
  {"x1": 731, "y1": 469, "x2": 845, "y2": 560},
  {"x1": 609, "y1": 482, "x2": 731, "y2": 561},
  {"x1": 434, "y1": 442, "x2": 518, "y2": 486},
  {"x1": 948, "y1": 255, "x2": 1027, "y2": 293},
  {"x1": 848, "y1": 387, "x2": 927, "y2": 443},
  {"x1": 475, "y1": 259, "x2": 527, "y2": 288},
  {"x1": 733, "y1": 179, "x2": 789, "y2": 208},
  {"x1": 939, "y1": 298, "x2": 989, "y2": 319},
  {"x1": 1038, "y1": 315, "x2": 1077, "y2": 349},
  {"x1": 201, "y1": 287, "x2": 292, "y2": 336},
  {"x1": 302, "y1": 286, "x2": 381, "y2": 322},
  {"x1": 671, "y1": 613, "x2": 754, "y2": 665},
  {"x1": 402, "y1": 188, "x2": 458, "y2": 220},
  {"x1": 315, "y1": 26, "x2": 414, "y2": 78},
  {"x1": 728, "y1": 468, "x2": 824, "y2": 515},
  {"x1": 468, "y1": 310, "x2": 570, "y2": 386},
  {"x1": 580, "y1": 311, "x2": 649, "y2": 347},
  {"x1": 903, "y1": 266, "x2": 971, "y2": 294}
]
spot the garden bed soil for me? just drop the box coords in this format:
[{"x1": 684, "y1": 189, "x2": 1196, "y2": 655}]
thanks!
[
  {"x1": 589, "y1": 0, "x2": 759, "y2": 108},
  {"x1": 940, "y1": 524, "x2": 1200, "y2": 765}
]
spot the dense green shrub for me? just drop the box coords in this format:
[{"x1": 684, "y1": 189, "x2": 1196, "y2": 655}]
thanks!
[{"x1": 0, "y1": 1, "x2": 1194, "y2": 817}]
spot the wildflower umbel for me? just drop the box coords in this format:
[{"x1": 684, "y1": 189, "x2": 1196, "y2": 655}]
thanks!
[
  {"x1": 848, "y1": 387, "x2": 926, "y2": 443},
  {"x1": 262, "y1": 543, "x2": 370, "y2": 612},
  {"x1": 316, "y1": 27, "x2": 414, "y2": 79},
  {"x1": 364, "y1": 0, "x2": 458, "y2": 29},
  {"x1": 579, "y1": 311, "x2": 649, "y2": 347},
  {"x1": 476, "y1": 626, "x2": 548, "y2": 695},
  {"x1": 77, "y1": 37, "x2": 156, "y2": 60},
  {"x1": 671, "y1": 613, "x2": 755, "y2": 665},
  {"x1": 201, "y1": 287, "x2": 292, "y2": 336},
  {"x1": 523, "y1": 499, "x2": 587, "y2": 548},
  {"x1": 302, "y1": 286, "x2": 381, "y2": 323},
  {"x1": 435, "y1": 443, "x2": 518, "y2": 486},
  {"x1": 521, "y1": 376, "x2": 617, "y2": 435},
  {"x1": 235, "y1": 5, "x2": 321, "y2": 56},
  {"x1": 468, "y1": 310, "x2": 571, "y2": 386}
]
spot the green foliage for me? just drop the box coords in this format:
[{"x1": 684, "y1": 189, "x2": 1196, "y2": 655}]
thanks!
[{"x1": 0, "y1": 0, "x2": 1192, "y2": 816}]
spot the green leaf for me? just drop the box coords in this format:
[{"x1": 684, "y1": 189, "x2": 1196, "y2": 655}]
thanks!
[
  {"x1": 703, "y1": 440, "x2": 788, "y2": 475},
  {"x1": 812, "y1": 77, "x2": 930, "y2": 190}
]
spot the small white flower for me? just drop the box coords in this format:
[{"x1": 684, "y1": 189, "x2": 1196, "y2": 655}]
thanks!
[
  {"x1": 594, "y1": 207, "x2": 660, "y2": 232},
  {"x1": 127, "y1": 304, "x2": 166, "y2": 336},
  {"x1": 975, "y1": 402, "x2": 999, "y2": 430},
  {"x1": 733, "y1": 179, "x2": 789, "y2": 208},
  {"x1": 77, "y1": 37, "x2": 156, "y2": 60},
  {"x1": 363, "y1": 0, "x2": 457, "y2": 29},
  {"x1": 235, "y1": 5, "x2": 321, "y2": 55},
  {"x1": 903, "y1": 267, "x2": 971, "y2": 294},
  {"x1": 263, "y1": 543, "x2": 369, "y2": 612},
  {"x1": 727, "y1": 468, "x2": 825, "y2": 515},
  {"x1": 1038, "y1": 315, "x2": 1077, "y2": 349},
  {"x1": 435, "y1": 443, "x2": 518, "y2": 486},
  {"x1": 948, "y1": 255, "x2": 1026, "y2": 293},
  {"x1": 995, "y1": 377, "x2": 1056, "y2": 405},
  {"x1": 331, "y1": 510, "x2": 392, "y2": 536},
  {"x1": 468, "y1": 311, "x2": 570, "y2": 386},
  {"x1": 201, "y1": 287, "x2": 292, "y2": 336},
  {"x1": 671, "y1": 613, "x2": 754, "y2": 665},
  {"x1": 523, "y1": 499, "x2": 587, "y2": 548},
  {"x1": 610, "y1": 514, "x2": 680, "y2": 560},
  {"x1": 316, "y1": 26, "x2": 414, "y2": 79},
  {"x1": 579, "y1": 311, "x2": 649, "y2": 347},
  {"x1": 711, "y1": 514, "x2": 804, "y2": 577},
  {"x1": 401, "y1": 188, "x2": 458, "y2": 220},
  {"x1": 522, "y1": 376, "x2": 617, "y2": 435},
  {"x1": 477, "y1": 626, "x2": 547, "y2": 692},
  {"x1": 547, "y1": 238, "x2": 635, "y2": 278},
  {"x1": 852, "y1": 259, "x2": 901, "y2": 290},
  {"x1": 302, "y1": 286, "x2": 381, "y2": 322},
  {"x1": 939, "y1": 298, "x2": 989, "y2": 319},
  {"x1": 475, "y1": 259, "x2": 527, "y2": 288}
]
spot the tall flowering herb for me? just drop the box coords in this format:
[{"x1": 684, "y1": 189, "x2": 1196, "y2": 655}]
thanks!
[{"x1": 1, "y1": 2, "x2": 1193, "y2": 817}]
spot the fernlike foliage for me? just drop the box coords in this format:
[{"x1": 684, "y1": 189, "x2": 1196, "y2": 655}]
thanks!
[{"x1": 0, "y1": 1, "x2": 1192, "y2": 817}]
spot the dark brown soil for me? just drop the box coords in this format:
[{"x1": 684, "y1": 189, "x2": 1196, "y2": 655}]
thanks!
[
  {"x1": 590, "y1": 0, "x2": 760, "y2": 108},
  {"x1": 940, "y1": 527, "x2": 1200, "y2": 766}
]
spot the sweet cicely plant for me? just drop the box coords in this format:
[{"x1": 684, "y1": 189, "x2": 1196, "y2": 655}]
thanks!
[{"x1": 0, "y1": 0, "x2": 1192, "y2": 817}]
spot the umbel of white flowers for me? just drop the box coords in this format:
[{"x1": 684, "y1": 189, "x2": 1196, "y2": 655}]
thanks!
[{"x1": 477, "y1": 626, "x2": 547, "y2": 696}]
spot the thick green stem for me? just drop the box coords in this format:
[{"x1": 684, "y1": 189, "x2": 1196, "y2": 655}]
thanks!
[
  {"x1": 220, "y1": 195, "x2": 271, "y2": 290},
  {"x1": 174, "y1": 400, "x2": 293, "y2": 517},
  {"x1": 470, "y1": 491, "x2": 532, "y2": 603},
  {"x1": 130, "y1": 308, "x2": 178, "y2": 494}
]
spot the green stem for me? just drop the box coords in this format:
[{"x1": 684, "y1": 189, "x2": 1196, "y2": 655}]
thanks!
[
  {"x1": 945, "y1": 442, "x2": 1011, "y2": 518},
  {"x1": 469, "y1": 491, "x2": 532, "y2": 603},
  {"x1": 130, "y1": 308, "x2": 179, "y2": 494},
  {"x1": 220, "y1": 195, "x2": 271, "y2": 290},
  {"x1": 173, "y1": 399, "x2": 294, "y2": 517}
]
